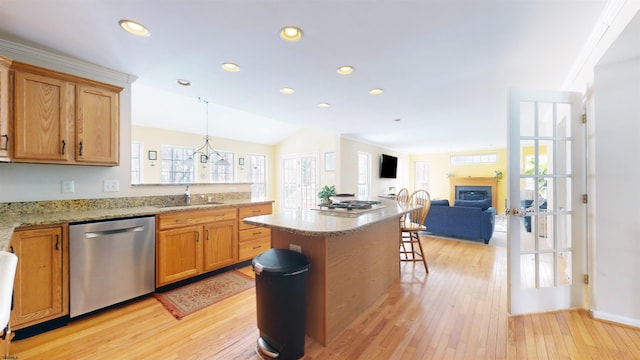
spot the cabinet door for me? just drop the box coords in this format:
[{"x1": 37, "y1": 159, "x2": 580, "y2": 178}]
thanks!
[
  {"x1": 203, "y1": 220, "x2": 238, "y2": 272},
  {"x1": 13, "y1": 70, "x2": 72, "y2": 162},
  {"x1": 75, "y1": 85, "x2": 119, "y2": 165},
  {"x1": 156, "y1": 225, "x2": 203, "y2": 287},
  {"x1": 10, "y1": 226, "x2": 67, "y2": 329},
  {"x1": 0, "y1": 57, "x2": 11, "y2": 161}
]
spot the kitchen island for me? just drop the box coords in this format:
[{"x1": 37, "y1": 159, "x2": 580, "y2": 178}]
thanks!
[{"x1": 244, "y1": 199, "x2": 411, "y2": 346}]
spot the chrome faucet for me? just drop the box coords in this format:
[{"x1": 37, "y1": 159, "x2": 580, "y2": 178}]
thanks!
[{"x1": 184, "y1": 185, "x2": 191, "y2": 204}]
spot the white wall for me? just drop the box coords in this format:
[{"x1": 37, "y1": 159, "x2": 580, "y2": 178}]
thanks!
[
  {"x1": 338, "y1": 137, "x2": 408, "y2": 197},
  {"x1": 592, "y1": 56, "x2": 640, "y2": 327}
]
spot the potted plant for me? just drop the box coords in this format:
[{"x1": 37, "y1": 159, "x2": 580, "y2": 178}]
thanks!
[{"x1": 317, "y1": 185, "x2": 336, "y2": 204}]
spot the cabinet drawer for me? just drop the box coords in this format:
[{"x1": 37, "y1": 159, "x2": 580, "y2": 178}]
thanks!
[
  {"x1": 239, "y1": 204, "x2": 272, "y2": 218},
  {"x1": 239, "y1": 238, "x2": 270, "y2": 261},
  {"x1": 239, "y1": 227, "x2": 271, "y2": 243},
  {"x1": 158, "y1": 208, "x2": 237, "y2": 230}
]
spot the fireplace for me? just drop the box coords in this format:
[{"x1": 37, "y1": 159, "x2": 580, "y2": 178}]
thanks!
[
  {"x1": 449, "y1": 177, "x2": 497, "y2": 208},
  {"x1": 456, "y1": 186, "x2": 492, "y2": 201}
]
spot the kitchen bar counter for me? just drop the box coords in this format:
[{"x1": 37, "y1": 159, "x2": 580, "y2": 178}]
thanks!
[
  {"x1": 0, "y1": 197, "x2": 273, "y2": 251},
  {"x1": 245, "y1": 198, "x2": 412, "y2": 345}
]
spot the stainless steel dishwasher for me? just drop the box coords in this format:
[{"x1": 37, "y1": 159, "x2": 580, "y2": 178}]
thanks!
[{"x1": 70, "y1": 216, "x2": 155, "y2": 318}]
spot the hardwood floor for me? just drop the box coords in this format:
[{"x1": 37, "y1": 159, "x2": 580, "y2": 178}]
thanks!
[{"x1": 6, "y1": 236, "x2": 640, "y2": 359}]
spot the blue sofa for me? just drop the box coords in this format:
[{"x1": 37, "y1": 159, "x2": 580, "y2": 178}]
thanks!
[{"x1": 423, "y1": 199, "x2": 496, "y2": 244}]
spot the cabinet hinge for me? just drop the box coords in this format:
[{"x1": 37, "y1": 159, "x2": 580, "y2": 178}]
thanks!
[
  {"x1": 582, "y1": 194, "x2": 588, "y2": 204},
  {"x1": 584, "y1": 274, "x2": 589, "y2": 284},
  {"x1": 581, "y1": 114, "x2": 587, "y2": 124}
]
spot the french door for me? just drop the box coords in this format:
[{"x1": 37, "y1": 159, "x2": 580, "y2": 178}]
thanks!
[
  {"x1": 507, "y1": 88, "x2": 586, "y2": 315},
  {"x1": 282, "y1": 154, "x2": 318, "y2": 211}
]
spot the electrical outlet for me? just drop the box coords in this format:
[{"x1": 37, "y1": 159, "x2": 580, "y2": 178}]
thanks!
[
  {"x1": 61, "y1": 180, "x2": 75, "y2": 193},
  {"x1": 103, "y1": 179, "x2": 120, "y2": 192},
  {"x1": 289, "y1": 244, "x2": 302, "y2": 253}
]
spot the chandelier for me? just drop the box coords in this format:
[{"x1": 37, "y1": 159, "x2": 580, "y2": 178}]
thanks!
[{"x1": 189, "y1": 98, "x2": 230, "y2": 166}]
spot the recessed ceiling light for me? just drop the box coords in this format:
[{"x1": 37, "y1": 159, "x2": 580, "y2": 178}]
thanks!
[
  {"x1": 221, "y1": 63, "x2": 240, "y2": 72},
  {"x1": 369, "y1": 88, "x2": 384, "y2": 95},
  {"x1": 280, "y1": 26, "x2": 303, "y2": 41},
  {"x1": 393, "y1": 118, "x2": 401, "y2": 122},
  {"x1": 280, "y1": 87, "x2": 295, "y2": 94},
  {"x1": 318, "y1": 103, "x2": 330, "y2": 108},
  {"x1": 336, "y1": 66, "x2": 354, "y2": 75},
  {"x1": 177, "y1": 79, "x2": 191, "y2": 86},
  {"x1": 118, "y1": 20, "x2": 150, "y2": 37}
]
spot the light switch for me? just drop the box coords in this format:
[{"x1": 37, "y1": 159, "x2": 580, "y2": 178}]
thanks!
[{"x1": 61, "y1": 180, "x2": 75, "y2": 193}]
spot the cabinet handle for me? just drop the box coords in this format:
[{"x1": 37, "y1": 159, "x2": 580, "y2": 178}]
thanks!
[
  {"x1": 55, "y1": 234, "x2": 60, "y2": 250},
  {"x1": 196, "y1": 233, "x2": 199, "y2": 242},
  {"x1": 9, "y1": 245, "x2": 14, "y2": 253},
  {"x1": 206, "y1": 229, "x2": 209, "y2": 240},
  {"x1": 79, "y1": 141, "x2": 83, "y2": 156},
  {"x1": 1, "y1": 134, "x2": 8, "y2": 151},
  {"x1": 253, "y1": 231, "x2": 262, "y2": 236},
  {"x1": 253, "y1": 245, "x2": 262, "y2": 250},
  {"x1": 61, "y1": 140, "x2": 66, "y2": 155}
]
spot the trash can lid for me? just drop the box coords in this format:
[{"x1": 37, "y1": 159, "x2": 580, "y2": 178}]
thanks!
[{"x1": 252, "y1": 248, "x2": 310, "y2": 275}]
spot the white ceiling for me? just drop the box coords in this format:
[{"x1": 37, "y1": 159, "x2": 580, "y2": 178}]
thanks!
[{"x1": 0, "y1": 0, "x2": 612, "y2": 154}]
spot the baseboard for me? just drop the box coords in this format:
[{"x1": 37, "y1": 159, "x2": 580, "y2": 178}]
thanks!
[{"x1": 591, "y1": 309, "x2": 640, "y2": 328}]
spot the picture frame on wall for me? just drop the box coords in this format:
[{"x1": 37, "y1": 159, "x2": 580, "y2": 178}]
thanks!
[
  {"x1": 148, "y1": 150, "x2": 157, "y2": 161},
  {"x1": 325, "y1": 152, "x2": 336, "y2": 171}
]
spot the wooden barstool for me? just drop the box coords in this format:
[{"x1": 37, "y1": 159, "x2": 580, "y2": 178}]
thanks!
[
  {"x1": 0, "y1": 251, "x2": 18, "y2": 360},
  {"x1": 400, "y1": 190, "x2": 431, "y2": 272}
]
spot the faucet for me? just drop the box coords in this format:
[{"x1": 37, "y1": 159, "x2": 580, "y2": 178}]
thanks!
[{"x1": 184, "y1": 185, "x2": 191, "y2": 204}]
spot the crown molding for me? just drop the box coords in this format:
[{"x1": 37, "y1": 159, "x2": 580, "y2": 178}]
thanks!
[{"x1": 0, "y1": 38, "x2": 137, "y2": 85}]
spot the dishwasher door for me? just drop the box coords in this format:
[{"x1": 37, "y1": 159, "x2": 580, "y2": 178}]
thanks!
[{"x1": 70, "y1": 216, "x2": 155, "y2": 318}]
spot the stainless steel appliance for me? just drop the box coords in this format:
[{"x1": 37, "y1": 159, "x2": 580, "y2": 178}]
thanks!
[{"x1": 70, "y1": 216, "x2": 155, "y2": 318}]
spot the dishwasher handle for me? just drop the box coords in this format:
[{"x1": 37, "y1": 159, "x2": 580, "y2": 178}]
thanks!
[{"x1": 84, "y1": 226, "x2": 146, "y2": 239}]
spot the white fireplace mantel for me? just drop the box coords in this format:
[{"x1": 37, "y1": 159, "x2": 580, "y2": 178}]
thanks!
[{"x1": 449, "y1": 177, "x2": 497, "y2": 208}]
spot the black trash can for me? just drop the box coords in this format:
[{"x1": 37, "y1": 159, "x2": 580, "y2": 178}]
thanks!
[{"x1": 252, "y1": 248, "x2": 310, "y2": 360}]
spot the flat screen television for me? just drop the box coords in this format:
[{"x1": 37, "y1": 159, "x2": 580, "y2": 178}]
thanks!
[{"x1": 380, "y1": 154, "x2": 398, "y2": 179}]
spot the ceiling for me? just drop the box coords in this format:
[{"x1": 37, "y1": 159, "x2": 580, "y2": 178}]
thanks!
[{"x1": 0, "y1": 0, "x2": 612, "y2": 154}]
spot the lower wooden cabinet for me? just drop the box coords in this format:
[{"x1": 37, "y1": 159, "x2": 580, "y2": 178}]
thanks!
[
  {"x1": 156, "y1": 208, "x2": 238, "y2": 287},
  {"x1": 10, "y1": 225, "x2": 68, "y2": 330},
  {"x1": 238, "y1": 204, "x2": 272, "y2": 261}
]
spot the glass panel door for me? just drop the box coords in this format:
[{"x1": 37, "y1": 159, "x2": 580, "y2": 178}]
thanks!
[{"x1": 508, "y1": 89, "x2": 585, "y2": 315}]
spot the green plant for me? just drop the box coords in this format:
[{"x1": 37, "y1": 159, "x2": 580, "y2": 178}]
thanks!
[{"x1": 317, "y1": 185, "x2": 336, "y2": 202}]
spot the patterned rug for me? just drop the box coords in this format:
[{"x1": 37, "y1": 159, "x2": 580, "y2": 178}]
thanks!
[{"x1": 154, "y1": 270, "x2": 255, "y2": 320}]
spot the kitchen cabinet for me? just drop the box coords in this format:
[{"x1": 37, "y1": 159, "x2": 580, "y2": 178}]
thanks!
[
  {"x1": 238, "y1": 204, "x2": 272, "y2": 261},
  {"x1": 156, "y1": 208, "x2": 237, "y2": 287},
  {"x1": 10, "y1": 225, "x2": 69, "y2": 330},
  {"x1": 7, "y1": 60, "x2": 121, "y2": 166},
  {"x1": 0, "y1": 56, "x2": 11, "y2": 161}
]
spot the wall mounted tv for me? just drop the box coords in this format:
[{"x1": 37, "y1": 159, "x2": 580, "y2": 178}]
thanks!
[{"x1": 380, "y1": 154, "x2": 398, "y2": 179}]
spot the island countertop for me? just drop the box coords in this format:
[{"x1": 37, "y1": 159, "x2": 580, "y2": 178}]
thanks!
[{"x1": 244, "y1": 198, "x2": 411, "y2": 237}]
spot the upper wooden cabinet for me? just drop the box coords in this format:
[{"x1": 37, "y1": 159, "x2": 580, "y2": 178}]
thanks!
[
  {"x1": 1, "y1": 59, "x2": 122, "y2": 166},
  {"x1": 0, "y1": 56, "x2": 11, "y2": 161}
]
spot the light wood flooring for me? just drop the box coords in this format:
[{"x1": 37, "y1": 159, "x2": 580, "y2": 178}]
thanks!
[{"x1": 6, "y1": 236, "x2": 640, "y2": 359}]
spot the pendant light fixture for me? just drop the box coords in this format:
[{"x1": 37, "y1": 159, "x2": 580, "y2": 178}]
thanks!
[{"x1": 189, "y1": 98, "x2": 230, "y2": 166}]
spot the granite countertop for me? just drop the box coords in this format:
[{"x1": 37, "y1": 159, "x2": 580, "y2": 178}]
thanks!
[
  {"x1": 0, "y1": 197, "x2": 273, "y2": 251},
  {"x1": 244, "y1": 198, "x2": 413, "y2": 237}
]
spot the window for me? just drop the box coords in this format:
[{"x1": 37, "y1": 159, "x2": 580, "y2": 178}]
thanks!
[
  {"x1": 210, "y1": 151, "x2": 235, "y2": 182},
  {"x1": 450, "y1": 153, "x2": 497, "y2": 165},
  {"x1": 160, "y1": 145, "x2": 195, "y2": 184},
  {"x1": 414, "y1": 161, "x2": 430, "y2": 191},
  {"x1": 247, "y1": 154, "x2": 266, "y2": 199},
  {"x1": 131, "y1": 142, "x2": 142, "y2": 185},
  {"x1": 357, "y1": 152, "x2": 370, "y2": 198}
]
